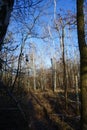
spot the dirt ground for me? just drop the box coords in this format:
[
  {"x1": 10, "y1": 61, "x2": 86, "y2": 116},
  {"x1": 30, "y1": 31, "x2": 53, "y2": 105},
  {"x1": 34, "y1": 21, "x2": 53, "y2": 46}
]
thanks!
[
  {"x1": 21, "y1": 90, "x2": 80, "y2": 130},
  {"x1": 0, "y1": 87, "x2": 80, "y2": 130}
]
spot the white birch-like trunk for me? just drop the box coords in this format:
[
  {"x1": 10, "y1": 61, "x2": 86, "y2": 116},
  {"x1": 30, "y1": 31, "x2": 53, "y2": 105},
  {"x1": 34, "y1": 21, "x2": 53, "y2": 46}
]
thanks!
[{"x1": 33, "y1": 53, "x2": 36, "y2": 91}]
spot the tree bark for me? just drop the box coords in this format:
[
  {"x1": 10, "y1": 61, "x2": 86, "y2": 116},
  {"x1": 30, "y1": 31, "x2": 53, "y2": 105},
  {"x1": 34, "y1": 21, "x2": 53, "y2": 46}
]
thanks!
[
  {"x1": 51, "y1": 58, "x2": 56, "y2": 92},
  {"x1": 61, "y1": 27, "x2": 67, "y2": 109},
  {"x1": 0, "y1": 0, "x2": 14, "y2": 50},
  {"x1": 77, "y1": 0, "x2": 87, "y2": 129}
]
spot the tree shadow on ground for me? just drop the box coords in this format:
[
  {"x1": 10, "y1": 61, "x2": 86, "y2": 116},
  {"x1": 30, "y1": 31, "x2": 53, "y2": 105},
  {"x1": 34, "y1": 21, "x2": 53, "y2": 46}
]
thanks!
[
  {"x1": 43, "y1": 92, "x2": 80, "y2": 130},
  {"x1": 24, "y1": 92, "x2": 60, "y2": 130}
]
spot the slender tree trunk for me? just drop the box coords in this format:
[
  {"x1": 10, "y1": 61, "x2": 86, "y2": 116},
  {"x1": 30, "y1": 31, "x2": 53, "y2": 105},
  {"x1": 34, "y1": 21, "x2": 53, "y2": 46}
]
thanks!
[
  {"x1": 40, "y1": 67, "x2": 43, "y2": 91},
  {"x1": 51, "y1": 58, "x2": 56, "y2": 92},
  {"x1": 77, "y1": 0, "x2": 87, "y2": 129},
  {"x1": 33, "y1": 54, "x2": 36, "y2": 91},
  {"x1": 75, "y1": 75, "x2": 80, "y2": 115},
  {"x1": 61, "y1": 27, "x2": 67, "y2": 109}
]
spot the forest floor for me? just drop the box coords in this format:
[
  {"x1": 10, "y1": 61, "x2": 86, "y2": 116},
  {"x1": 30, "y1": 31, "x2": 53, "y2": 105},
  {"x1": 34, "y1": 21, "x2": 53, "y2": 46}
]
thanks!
[
  {"x1": 0, "y1": 87, "x2": 80, "y2": 130},
  {"x1": 20, "y1": 89, "x2": 81, "y2": 130}
]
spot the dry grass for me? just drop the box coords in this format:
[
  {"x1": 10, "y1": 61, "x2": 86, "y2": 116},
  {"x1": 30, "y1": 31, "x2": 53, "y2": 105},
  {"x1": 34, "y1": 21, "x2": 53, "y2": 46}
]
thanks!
[{"x1": 21, "y1": 89, "x2": 80, "y2": 130}]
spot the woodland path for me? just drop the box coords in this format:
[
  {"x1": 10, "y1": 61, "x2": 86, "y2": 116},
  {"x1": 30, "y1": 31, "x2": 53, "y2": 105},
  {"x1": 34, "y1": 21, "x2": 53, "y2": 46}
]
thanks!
[
  {"x1": 22, "y1": 90, "x2": 80, "y2": 130},
  {"x1": 0, "y1": 85, "x2": 80, "y2": 130}
]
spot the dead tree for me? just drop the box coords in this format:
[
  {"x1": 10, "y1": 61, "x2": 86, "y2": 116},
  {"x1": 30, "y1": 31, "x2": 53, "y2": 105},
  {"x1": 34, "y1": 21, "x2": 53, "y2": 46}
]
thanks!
[{"x1": 51, "y1": 58, "x2": 57, "y2": 92}]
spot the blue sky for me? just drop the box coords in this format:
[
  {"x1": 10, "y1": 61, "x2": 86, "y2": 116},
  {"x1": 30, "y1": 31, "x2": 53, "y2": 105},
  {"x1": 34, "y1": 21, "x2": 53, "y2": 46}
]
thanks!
[
  {"x1": 5, "y1": 0, "x2": 79, "y2": 68},
  {"x1": 57, "y1": 0, "x2": 76, "y2": 10}
]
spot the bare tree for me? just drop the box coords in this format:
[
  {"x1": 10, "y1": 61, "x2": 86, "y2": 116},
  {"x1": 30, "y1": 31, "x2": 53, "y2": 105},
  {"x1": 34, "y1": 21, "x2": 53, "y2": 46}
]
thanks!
[
  {"x1": 77, "y1": 0, "x2": 87, "y2": 129},
  {"x1": 51, "y1": 57, "x2": 57, "y2": 92}
]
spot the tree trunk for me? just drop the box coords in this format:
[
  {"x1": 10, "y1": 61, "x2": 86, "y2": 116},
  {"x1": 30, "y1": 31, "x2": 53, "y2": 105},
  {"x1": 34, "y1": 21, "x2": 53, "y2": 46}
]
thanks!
[
  {"x1": 51, "y1": 58, "x2": 56, "y2": 92},
  {"x1": 77, "y1": 0, "x2": 87, "y2": 129},
  {"x1": 61, "y1": 27, "x2": 67, "y2": 109},
  {"x1": 33, "y1": 54, "x2": 36, "y2": 91},
  {"x1": 0, "y1": 0, "x2": 14, "y2": 50}
]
